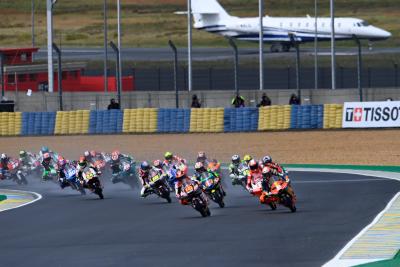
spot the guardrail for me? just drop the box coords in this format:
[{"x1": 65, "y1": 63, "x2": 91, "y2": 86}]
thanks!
[{"x1": 0, "y1": 104, "x2": 345, "y2": 136}]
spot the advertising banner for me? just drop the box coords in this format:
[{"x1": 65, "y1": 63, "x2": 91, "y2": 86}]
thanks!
[{"x1": 342, "y1": 101, "x2": 400, "y2": 128}]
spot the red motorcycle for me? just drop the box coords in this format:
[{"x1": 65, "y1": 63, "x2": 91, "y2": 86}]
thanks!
[{"x1": 0, "y1": 159, "x2": 28, "y2": 185}]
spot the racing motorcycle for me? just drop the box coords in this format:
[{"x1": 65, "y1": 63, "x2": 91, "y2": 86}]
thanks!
[
  {"x1": 147, "y1": 170, "x2": 171, "y2": 203},
  {"x1": 198, "y1": 171, "x2": 225, "y2": 208},
  {"x1": 231, "y1": 164, "x2": 250, "y2": 189},
  {"x1": 82, "y1": 167, "x2": 104, "y2": 199},
  {"x1": 59, "y1": 164, "x2": 86, "y2": 195},
  {"x1": 0, "y1": 159, "x2": 28, "y2": 185},
  {"x1": 180, "y1": 181, "x2": 211, "y2": 217},
  {"x1": 262, "y1": 180, "x2": 297, "y2": 212},
  {"x1": 42, "y1": 165, "x2": 58, "y2": 182},
  {"x1": 111, "y1": 159, "x2": 136, "y2": 185}
]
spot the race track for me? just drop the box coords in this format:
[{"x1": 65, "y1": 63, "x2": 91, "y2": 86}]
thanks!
[{"x1": 0, "y1": 171, "x2": 399, "y2": 267}]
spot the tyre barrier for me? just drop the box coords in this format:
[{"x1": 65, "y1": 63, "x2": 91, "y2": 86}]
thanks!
[{"x1": 2, "y1": 104, "x2": 346, "y2": 136}]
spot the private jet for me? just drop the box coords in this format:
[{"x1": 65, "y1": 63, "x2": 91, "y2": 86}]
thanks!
[{"x1": 189, "y1": 0, "x2": 391, "y2": 52}]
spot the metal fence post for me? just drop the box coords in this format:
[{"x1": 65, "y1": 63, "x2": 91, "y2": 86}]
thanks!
[
  {"x1": 0, "y1": 53, "x2": 4, "y2": 98},
  {"x1": 52, "y1": 43, "x2": 63, "y2": 111},
  {"x1": 394, "y1": 63, "x2": 398, "y2": 88},
  {"x1": 132, "y1": 68, "x2": 135, "y2": 91},
  {"x1": 168, "y1": 40, "x2": 179, "y2": 108},
  {"x1": 287, "y1": 67, "x2": 291, "y2": 89},
  {"x1": 109, "y1": 41, "x2": 121, "y2": 106},
  {"x1": 228, "y1": 38, "x2": 239, "y2": 95}
]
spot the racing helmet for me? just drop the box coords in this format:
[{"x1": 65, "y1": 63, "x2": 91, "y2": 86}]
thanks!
[
  {"x1": 78, "y1": 156, "x2": 86, "y2": 167},
  {"x1": 197, "y1": 151, "x2": 206, "y2": 161},
  {"x1": 140, "y1": 161, "x2": 150, "y2": 172},
  {"x1": 90, "y1": 150, "x2": 96, "y2": 157},
  {"x1": 43, "y1": 153, "x2": 51, "y2": 160},
  {"x1": 231, "y1": 154, "x2": 240, "y2": 165},
  {"x1": 19, "y1": 150, "x2": 27, "y2": 158},
  {"x1": 175, "y1": 169, "x2": 186, "y2": 180},
  {"x1": 249, "y1": 159, "x2": 259, "y2": 171},
  {"x1": 41, "y1": 146, "x2": 49, "y2": 153},
  {"x1": 164, "y1": 152, "x2": 173, "y2": 161},
  {"x1": 262, "y1": 155, "x2": 272, "y2": 165},
  {"x1": 111, "y1": 150, "x2": 120, "y2": 161},
  {"x1": 243, "y1": 154, "x2": 252, "y2": 164},
  {"x1": 262, "y1": 166, "x2": 272, "y2": 177},
  {"x1": 1, "y1": 153, "x2": 7, "y2": 159},
  {"x1": 58, "y1": 156, "x2": 66, "y2": 167},
  {"x1": 84, "y1": 151, "x2": 90, "y2": 157},
  {"x1": 194, "y1": 161, "x2": 205, "y2": 172},
  {"x1": 153, "y1": 160, "x2": 163, "y2": 169}
]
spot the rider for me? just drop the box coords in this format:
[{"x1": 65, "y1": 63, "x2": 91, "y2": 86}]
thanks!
[
  {"x1": 57, "y1": 156, "x2": 69, "y2": 188},
  {"x1": 246, "y1": 159, "x2": 263, "y2": 195},
  {"x1": 19, "y1": 150, "x2": 35, "y2": 167},
  {"x1": 110, "y1": 150, "x2": 134, "y2": 175},
  {"x1": 41, "y1": 152, "x2": 54, "y2": 180},
  {"x1": 243, "y1": 154, "x2": 253, "y2": 166},
  {"x1": 260, "y1": 155, "x2": 289, "y2": 182},
  {"x1": 196, "y1": 151, "x2": 209, "y2": 166},
  {"x1": 193, "y1": 161, "x2": 226, "y2": 196},
  {"x1": 163, "y1": 152, "x2": 186, "y2": 169},
  {"x1": 83, "y1": 151, "x2": 93, "y2": 163},
  {"x1": 76, "y1": 156, "x2": 90, "y2": 180},
  {"x1": 174, "y1": 165, "x2": 194, "y2": 205},
  {"x1": 138, "y1": 161, "x2": 154, "y2": 198},
  {"x1": 0, "y1": 153, "x2": 10, "y2": 177}
]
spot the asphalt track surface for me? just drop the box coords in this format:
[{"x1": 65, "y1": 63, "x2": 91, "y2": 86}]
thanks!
[
  {"x1": 35, "y1": 47, "x2": 400, "y2": 62},
  {"x1": 0, "y1": 170, "x2": 399, "y2": 267}
]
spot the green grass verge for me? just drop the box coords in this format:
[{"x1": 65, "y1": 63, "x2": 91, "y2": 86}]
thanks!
[
  {"x1": 0, "y1": 195, "x2": 7, "y2": 202},
  {"x1": 355, "y1": 250, "x2": 400, "y2": 267}
]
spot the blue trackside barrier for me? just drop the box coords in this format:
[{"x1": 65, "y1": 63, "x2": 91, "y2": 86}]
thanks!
[
  {"x1": 224, "y1": 108, "x2": 259, "y2": 132},
  {"x1": 22, "y1": 112, "x2": 56, "y2": 135},
  {"x1": 290, "y1": 105, "x2": 324, "y2": 129},
  {"x1": 157, "y1": 108, "x2": 191, "y2": 133},
  {"x1": 89, "y1": 110, "x2": 123, "y2": 134}
]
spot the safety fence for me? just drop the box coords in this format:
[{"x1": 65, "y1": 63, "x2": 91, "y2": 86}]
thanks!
[{"x1": 0, "y1": 104, "x2": 346, "y2": 136}]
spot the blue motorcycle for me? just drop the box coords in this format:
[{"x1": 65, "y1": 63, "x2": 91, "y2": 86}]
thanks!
[{"x1": 59, "y1": 164, "x2": 86, "y2": 195}]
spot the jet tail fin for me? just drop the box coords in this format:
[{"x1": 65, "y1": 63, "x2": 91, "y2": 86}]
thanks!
[{"x1": 191, "y1": 0, "x2": 231, "y2": 28}]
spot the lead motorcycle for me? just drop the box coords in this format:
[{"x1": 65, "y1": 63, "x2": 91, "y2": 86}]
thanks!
[
  {"x1": 180, "y1": 180, "x2": 211, "y2": 217},
  {"x1": 262, "y1": 180, "x2": 297, "y2": 212},
  {"x1": 59, "y1": 164, "x2": 86, "y2": 195},
  {"x1": 147, "y1": 170, "x2": 171, "y2": 203},
  {"x1": 198, "y1": 171, "x2": 225, "y2": 208},
  {"x1": 82, "y1": 167, "x2": 104, "y2": 199}
]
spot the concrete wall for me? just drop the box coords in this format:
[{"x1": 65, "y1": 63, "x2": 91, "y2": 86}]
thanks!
[{"x1": 4, "y1": 88, "x2": 400, "y2": 112}]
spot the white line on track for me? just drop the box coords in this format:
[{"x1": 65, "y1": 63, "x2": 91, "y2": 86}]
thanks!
[
  {"x1": 0, "y1": 189, "x2": 42, "y2": 213},
  {"x1": 294, "y1": 178, "x2": 385, "y2": 183}
]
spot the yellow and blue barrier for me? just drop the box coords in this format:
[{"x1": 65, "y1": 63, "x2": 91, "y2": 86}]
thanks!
[
  {"x1": 258, "y1": 105, "x2": 291, "y2": 131},
  {"x1": 0, "y1": 112, "x2": 21, "y2": 136},
  {"x1": 89, "y1": 110, "x2": 123, "y2": 134},
  {"x1": 21, "y1": 112, "x2": 56, "y2": 135},
  {"x1": 224, "y1": 108, "x2": 259, "y2": 132},
  {"x1": 190, "y1": 108, "x2": 224, "y2": 133},
  {"x1": 157, "y1": 108, "x2": 191, "y2": 133},
  {"x1": 323, "y1": 104, "x2": 343, "y2": 129},
  {"x1": 54, "y1": 110, "x2": 90, "y2": 135},
  {"x1": 0, "y1": 104, "x2": 348, "y2": 136},
  {"x1": 290, "y1": 105, "x2": 324, "y2": 129},
  {"x1": 123, "y1": 108, "x2": 158, "y2": 133}
]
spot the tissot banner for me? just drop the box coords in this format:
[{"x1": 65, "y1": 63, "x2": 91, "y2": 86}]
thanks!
[{"x1": 342, "y1": 101, "x2": 400, "y2": 128}]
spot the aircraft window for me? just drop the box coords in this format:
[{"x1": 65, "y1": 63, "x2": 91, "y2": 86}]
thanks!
[
  {"x1": 338, "y1": 23, "x2": 341, "y2": 27},
  {"x1": 361, "y1": 21, "x2": 369, "y2": 26},
  {"x1": 357, "y1": 23, "x2": 361, "y2": 27}
]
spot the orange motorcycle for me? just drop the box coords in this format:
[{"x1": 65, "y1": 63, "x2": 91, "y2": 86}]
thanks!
[{"x1": 261, "y1": 180, "x2": 296, "y2": 212}]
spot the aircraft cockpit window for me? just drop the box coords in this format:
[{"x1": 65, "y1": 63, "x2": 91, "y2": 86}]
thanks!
[
  {"x1": 361, "y1": 21, "x2": 369, "y2": 26},
  {"x1": 357, "y1": 23, "x2": 361, "y2": 27}
]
